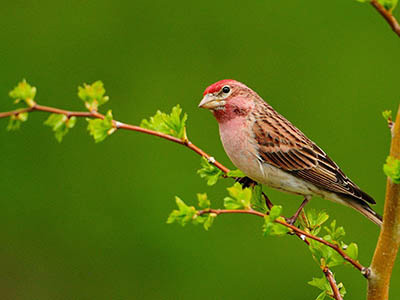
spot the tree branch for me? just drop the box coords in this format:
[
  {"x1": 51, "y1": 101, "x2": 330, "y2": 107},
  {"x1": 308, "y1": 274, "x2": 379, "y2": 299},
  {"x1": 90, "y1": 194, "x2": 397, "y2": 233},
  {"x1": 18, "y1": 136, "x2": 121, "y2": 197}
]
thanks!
[
  {"x1": 371, "y1": 0, "x2": 400, "y2": 37},
  {"x1": 367, "y1": 105, "x2": 400, "y2": 300},
  {"x1": 322, "y1": 266, "x2": 343, "y2": 300},
  {"x1": 197, "y1": 208, "x2": 366, "y2": 273},
  {"x1": 0, "y1": 103, "x2": 230, "y2": 173}
]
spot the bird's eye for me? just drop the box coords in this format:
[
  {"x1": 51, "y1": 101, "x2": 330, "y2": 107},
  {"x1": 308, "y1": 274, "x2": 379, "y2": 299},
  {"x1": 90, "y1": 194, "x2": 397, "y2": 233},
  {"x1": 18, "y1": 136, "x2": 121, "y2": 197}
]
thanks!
[{"x1": 222, "y1": 86, "x2": 230, "y2": 94}]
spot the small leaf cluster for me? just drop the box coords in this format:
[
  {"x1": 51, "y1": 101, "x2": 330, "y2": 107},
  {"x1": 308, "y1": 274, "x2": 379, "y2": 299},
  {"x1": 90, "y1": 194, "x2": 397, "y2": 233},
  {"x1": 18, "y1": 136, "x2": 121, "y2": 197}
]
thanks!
[
  {"x1": 9, "y1": 79, "x2": 36, "y2": 107},
  {"x1": 167, "y1": 194, "x2": 215, "y2": 231},
  {"x1": 197, "y1": 158, "x2": 248, "y2": 187},
  {"x1": 299, "y1": 210, "x2": 359, "y2": 299},
  {"x1": 384, "y1": 156, "x2": 400, "y2": 184},
  {"x1": 308, "y1": 275, "x2": 346, "y2": 300},
  {"x1": 87, "y1": 110, "x2": 115, "y2": 143},
  {"x1": 224, "y1": 182, "x2": 252, "y2": 209},
  {"x1": 300, "y1": 210, "x2": 358, "y2": 268},
  {"x1": 250, "y1": 184, "x2": 268, "y2": 213},
  {"x1": 167, "y1": 182, "x2": 272, "y2": 231},
  {"x1": 44, "y1": 114, "x2": 77, "y2": 142},
  {"x1": 7, "y1": 112, "x2": 28, "y2": 131},
  {"x1": 263, "y1": 205, "x2": 291, "y2": 236},
  {"x1": 382, "y1": 110, "x2": 392, "y2": 122},
  {"x1": 197, "y1": 157, "x2": 223, "y2": 186},
  {"x1": 78, "y1": 80, "x2": 109, "y2": 111},
  {"x1": 140, "y1": 105, "x2": 187, "y2": 140}
]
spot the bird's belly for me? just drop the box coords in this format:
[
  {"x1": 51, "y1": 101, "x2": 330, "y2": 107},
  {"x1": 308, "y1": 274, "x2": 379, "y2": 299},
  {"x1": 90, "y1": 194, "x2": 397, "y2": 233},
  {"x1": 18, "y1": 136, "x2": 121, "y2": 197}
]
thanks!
[{"x1": 219, "y1": 120, "x2": 316, "y2": 196}]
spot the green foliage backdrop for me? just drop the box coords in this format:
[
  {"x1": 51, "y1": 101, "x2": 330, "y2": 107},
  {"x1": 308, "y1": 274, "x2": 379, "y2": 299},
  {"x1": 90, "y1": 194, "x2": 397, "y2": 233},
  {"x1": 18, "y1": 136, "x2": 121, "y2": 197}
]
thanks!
[{"x1": 0, "y1": 0, "x2": 399, "y2": 299}]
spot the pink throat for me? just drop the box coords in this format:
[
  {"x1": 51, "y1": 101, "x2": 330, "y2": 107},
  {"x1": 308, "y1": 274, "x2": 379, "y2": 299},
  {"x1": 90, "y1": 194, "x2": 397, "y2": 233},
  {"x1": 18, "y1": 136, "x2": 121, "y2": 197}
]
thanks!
[{"x1": 212, "y1": 97, "x2": 252, "y2": 123}]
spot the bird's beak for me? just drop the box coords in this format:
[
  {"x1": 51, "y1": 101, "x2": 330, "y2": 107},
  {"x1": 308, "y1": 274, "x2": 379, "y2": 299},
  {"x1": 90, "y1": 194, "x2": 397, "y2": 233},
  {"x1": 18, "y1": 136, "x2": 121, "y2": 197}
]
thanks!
[{"x1": 198, "y1": 94, "x2": 225, "y2": 110}]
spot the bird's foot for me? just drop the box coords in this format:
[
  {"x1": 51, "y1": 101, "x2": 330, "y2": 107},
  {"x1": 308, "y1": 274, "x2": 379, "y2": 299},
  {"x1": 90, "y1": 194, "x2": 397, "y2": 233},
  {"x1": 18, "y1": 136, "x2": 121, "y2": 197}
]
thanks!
[
  {"x1": 285, "y1": 215, "x2": 299, "y2": 226},
  {"x1": 235, "y1": 176, "x2": 257, "y2": 189},
  {"x1": 285, "y1": 196, "x2": 311, "y2": 226}
]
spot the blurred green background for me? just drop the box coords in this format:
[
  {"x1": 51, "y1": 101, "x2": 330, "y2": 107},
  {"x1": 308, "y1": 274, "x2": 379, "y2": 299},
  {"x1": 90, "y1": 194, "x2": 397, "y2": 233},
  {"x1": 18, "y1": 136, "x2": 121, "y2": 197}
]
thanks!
[{"x1": 0, "y1": 0, "x2": 399, "y2": 299}]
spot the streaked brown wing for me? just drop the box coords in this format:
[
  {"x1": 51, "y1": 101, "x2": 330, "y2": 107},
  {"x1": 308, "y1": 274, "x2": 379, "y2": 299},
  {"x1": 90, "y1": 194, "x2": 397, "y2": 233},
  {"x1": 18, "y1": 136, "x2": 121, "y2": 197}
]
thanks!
[{"x1": 252, "y1": 102, "x2": 375, "y2": 204}]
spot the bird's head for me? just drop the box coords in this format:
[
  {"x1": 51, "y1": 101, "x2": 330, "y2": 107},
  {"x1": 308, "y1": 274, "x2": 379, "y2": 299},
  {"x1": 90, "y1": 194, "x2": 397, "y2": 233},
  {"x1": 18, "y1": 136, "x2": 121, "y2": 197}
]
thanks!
[{"x1": 198, "y1": 79, "x2": 254, "y2": 122}]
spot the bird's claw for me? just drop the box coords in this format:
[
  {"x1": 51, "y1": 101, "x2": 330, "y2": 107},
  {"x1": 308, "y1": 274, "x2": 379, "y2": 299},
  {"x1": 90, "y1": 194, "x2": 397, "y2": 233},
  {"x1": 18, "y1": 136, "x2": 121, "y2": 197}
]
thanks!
[{"x1": 235, "y1": 176, "x2": 257, "y2": 189}]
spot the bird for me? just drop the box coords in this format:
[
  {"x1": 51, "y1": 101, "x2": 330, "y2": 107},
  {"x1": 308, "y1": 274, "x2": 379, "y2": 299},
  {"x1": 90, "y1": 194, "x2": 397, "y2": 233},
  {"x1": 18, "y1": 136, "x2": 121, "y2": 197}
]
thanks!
[{"x1": 198, "y1": 79, "x2": 382, "y2": 226}]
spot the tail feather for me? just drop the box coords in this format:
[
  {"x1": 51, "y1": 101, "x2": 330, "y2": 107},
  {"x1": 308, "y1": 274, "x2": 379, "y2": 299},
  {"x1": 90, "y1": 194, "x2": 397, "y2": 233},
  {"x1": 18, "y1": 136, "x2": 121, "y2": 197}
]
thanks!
[{"x1": 347, "y1": 200, "x2": 382, "y2": 226}]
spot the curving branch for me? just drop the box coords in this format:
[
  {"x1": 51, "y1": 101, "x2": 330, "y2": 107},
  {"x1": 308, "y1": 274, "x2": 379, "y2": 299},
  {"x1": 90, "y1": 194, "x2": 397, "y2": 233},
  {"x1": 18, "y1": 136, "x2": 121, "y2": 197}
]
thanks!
[
  {"x1": 198, "y1": 209, "x2": 345, "y2": 300},
  {"x1": 367, "y1": 105, "x2": 400, "y2": 300},
  {"x1": 0, "y1": 103, "x2": 230, "y2": 173},
  {"x1": 371, "y1": 0, "x2": 400, "y2": 37},
  {"x1": 197, "y1": 208, "x2": 366, "y2": 273}
]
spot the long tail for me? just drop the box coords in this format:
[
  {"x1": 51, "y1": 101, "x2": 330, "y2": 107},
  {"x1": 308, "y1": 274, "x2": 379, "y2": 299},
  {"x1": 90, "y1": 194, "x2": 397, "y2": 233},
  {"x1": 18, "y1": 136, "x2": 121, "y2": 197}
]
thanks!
[{"x1": 346, "y1": 199, "x2": 382, "y2": 226}]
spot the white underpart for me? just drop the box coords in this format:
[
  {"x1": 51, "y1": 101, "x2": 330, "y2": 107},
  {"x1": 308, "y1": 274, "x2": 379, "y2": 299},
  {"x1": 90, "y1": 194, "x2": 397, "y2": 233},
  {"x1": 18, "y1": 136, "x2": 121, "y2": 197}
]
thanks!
[{"x1": 218, "y1": 116, "x2": 348, "y2": 207}]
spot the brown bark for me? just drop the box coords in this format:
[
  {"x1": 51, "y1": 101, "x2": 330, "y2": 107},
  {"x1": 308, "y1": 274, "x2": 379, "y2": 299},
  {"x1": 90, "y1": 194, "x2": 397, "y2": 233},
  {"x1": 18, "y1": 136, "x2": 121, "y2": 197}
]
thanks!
[{"x1": 367, "y1": 105, "x2": 400, "y2": 299}]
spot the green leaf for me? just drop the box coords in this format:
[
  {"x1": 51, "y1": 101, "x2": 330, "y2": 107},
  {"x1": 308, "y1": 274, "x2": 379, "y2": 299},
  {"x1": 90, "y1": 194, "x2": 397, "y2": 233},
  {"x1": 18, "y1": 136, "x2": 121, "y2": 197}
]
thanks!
[
  {"x1": 324, "y1": 220, "x2": 346, "y2": 242},
  {"x1": 197, "y1": 193, "x2": 211, "y2": 209},
  {"x1": 308, "y1": 276, "x2": 329, "y2": 291},
  {"x1": 315, "y1": 292, "x2": 326, "y2": 300},
  {"x1": 87, "y1": 110, "x2": 115, "y2": 143},
  {"x1": 78, "y1": 80, "x2": 109, "y2": 111},
  {"x1": 338, "y1": 282, "x2": 347, "y2": 298},
  {"x1": 308, "y1": 276, "x2": 330, "y2": 300},
  {"x1": 344, "y1": 242, "x2": 358, "y2": 260},
  {"x1": 140, "y1": 104, "x2": 187, "y2": 140},
  {"x1": 9, "y1": 79, "x2": 36, "y2": 106},
  {"x1": 226, "y1": 169, "x2": 246, "y2": 178},
  {"x1": 309, "y1": 239, "x2": 345, "y2": 268},
  {"x1": 384, "y1": 156, "x2": 400, "y2": 184},
  {"x1": 378, "y1": 0, "x2": 398, "y2": 11},
  {"x1": 382, "y1": 110, "x2": 392, "y2": 121},
  {"x1": 167, "y1": 196, "x2": 197, "y2": 226},
  {"x1": 6, "y1": 112, "x2": 29, "y2": 131},
  {"x1": 269, "y1": 205, "x2": 282, "y2": 221},
  {"x1": 44, "y1": 114, "x2": 77, "y2": 142},
  {"x1": 300, "y1": 209, "x2": 329, "y2": 235},
  {"x1": 197, "y1": 157, "x2": 223, "y2": 186},
  {"x1": 223, "y1": 182, "x2": 252, "y2": 210},
  {"x1": 263, "y1": 206, "x2": 290, "y2": 237},
  {"x1": 203, "y1": 214, "x2": 216, "y2": 231},
  {"x1": 251, "y1": 184, "x2": 268, "y2": 213}
]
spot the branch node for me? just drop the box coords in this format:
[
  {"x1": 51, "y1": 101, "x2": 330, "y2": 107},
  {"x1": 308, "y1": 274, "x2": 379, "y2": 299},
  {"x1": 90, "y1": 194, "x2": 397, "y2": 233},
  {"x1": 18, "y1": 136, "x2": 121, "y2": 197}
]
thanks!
[
  {"x1": 115, "y1": 121, "x2": 123, "y2": 129},
  {"x1": 208, "y1": 156, "x2": 216, "y2": 164},
  {"x1": 362, "y1": 267, "x2": 371, "y2": 279}
]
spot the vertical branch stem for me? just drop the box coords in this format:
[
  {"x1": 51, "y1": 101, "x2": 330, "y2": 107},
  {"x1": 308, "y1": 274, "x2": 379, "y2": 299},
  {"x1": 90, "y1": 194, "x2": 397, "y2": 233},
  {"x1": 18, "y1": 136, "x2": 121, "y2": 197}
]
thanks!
[{"x1": 367, "y1": 105, "x2": 400, "y2": 300}]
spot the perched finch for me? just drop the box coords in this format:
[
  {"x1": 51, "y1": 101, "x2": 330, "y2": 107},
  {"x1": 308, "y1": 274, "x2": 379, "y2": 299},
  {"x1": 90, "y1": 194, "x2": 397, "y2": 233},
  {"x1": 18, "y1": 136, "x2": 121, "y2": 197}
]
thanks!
[{"x1": 199, "y1": 79, "x2": 382, "y2": 226}]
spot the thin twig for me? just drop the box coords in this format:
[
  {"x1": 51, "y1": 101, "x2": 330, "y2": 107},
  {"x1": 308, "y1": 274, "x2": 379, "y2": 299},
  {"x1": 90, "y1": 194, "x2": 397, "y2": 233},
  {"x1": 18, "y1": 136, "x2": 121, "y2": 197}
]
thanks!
[
  {"x1": 197, "y1": 208, "x2": 365, "y2": 273},
  {"x1": 0, "y1": 103, "x2": 230, "y2": 173},
  {"x1": 371, "y1": 0, "x2": 400, "y2": 37},
  {"x1": 322, "y1": 266, "x2": 343, "y2": 300}
]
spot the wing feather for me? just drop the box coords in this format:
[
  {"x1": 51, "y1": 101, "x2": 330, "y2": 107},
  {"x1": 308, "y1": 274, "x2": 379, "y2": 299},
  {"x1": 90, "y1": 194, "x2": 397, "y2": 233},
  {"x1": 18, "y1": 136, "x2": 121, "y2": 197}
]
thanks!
[{"x1": 252, "y1": 102, "x2": 375, "y2": 204}]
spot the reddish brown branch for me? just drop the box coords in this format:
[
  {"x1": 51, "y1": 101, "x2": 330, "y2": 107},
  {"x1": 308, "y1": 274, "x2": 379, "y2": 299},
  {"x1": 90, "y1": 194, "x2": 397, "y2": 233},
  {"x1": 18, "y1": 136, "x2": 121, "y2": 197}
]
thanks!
[
  {"x1": 197, "y1": 208, "x2": 365, "y2": 273},
  {"x1": 322, "y1": 266, "x2": 343, "y2": 300},
  {"x1": 0, "y1": 104, "x2": 230, "y2": 174},
  {"x1": 371, "y1": 0, "x2": 400, "y2": 37}
]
